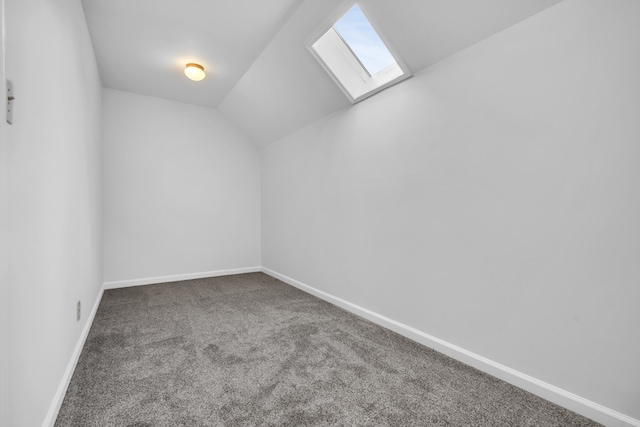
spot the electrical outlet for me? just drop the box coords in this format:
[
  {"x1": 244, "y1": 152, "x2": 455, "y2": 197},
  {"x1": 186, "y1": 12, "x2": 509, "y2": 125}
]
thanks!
[
  {"x1": 77, "y1": 300, "x2": 81, "y2": 321},
  {"x1": 7, "y1": 80, "x2": 14, "y2": 125}
]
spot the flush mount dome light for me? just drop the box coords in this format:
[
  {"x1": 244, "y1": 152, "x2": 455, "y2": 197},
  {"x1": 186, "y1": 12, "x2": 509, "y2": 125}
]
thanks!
[{"x1": 185, "y1": 63, "x2": 205, "y2": 81}]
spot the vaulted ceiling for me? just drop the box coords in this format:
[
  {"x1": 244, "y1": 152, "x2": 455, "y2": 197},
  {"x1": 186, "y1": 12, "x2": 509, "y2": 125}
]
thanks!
[
  {"x1": 81, "y1": 0, "x2": 302, "y2": 107},
  {"x1": 82, "y1": 0, "x2": 563, "y2": 147}
]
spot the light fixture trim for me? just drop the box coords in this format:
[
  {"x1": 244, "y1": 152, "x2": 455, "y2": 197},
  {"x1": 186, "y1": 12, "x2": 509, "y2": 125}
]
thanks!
[{"x1": 185, "y1": 63, "x2": 206, "y2": 81}]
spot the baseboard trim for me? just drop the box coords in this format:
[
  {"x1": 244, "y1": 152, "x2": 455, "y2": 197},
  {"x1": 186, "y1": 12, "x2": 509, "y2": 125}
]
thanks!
[
  {"x1": 43, "y1": 266, "x2": 262, "y2": 426},
  {"x1": 262, "y1": 267, "x2": 639, "y2": 427},
  {"x1": 103, "y1": 267, "x2": 262, "y2": 290},
  {"x1": 42, "y1": 283, "x2": 105, "y2": 427}
]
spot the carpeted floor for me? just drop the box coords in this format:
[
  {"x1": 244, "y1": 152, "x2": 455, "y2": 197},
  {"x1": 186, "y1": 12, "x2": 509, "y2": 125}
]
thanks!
[{"x1": 55, "y1": 273, "x2": 600, "y2": 426}]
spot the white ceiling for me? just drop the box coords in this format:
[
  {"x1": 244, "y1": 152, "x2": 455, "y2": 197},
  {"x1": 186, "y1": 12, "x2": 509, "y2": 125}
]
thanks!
[
  {"x1": 82, "y1": 0, "x2": 563, "y2": 147},
  {"x1": 81, "y1": 0, "x2": 302, "y2": 108}
]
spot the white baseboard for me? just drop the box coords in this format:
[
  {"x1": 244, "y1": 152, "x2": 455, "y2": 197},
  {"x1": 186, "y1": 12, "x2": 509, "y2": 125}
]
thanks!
[
  {"x1": 42, "y1": 267, "x2": 261, "y2": 426},
  {"x1": 103, "y1": 266, "x2": 262, "y2": 290},
  {"x1": 42, "y1": 283, "x2": 106, "y2": 427},
  {"x1": 44, "y1": 267, "x2": 639, "y2": 427},
  {"x1": 262, "y1": 267, "x2": 639, "y2": 427}
]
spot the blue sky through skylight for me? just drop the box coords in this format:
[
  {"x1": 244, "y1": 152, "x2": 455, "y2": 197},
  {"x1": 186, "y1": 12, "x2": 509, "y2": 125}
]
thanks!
[{"x1": 333, "y1": 4, "x2": 396, "y2": 75}]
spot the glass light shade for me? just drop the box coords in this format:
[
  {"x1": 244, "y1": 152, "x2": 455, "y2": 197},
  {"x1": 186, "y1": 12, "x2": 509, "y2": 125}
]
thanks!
[{"x1": 185, "y1": 63, "x2": 205, "y2": 81}]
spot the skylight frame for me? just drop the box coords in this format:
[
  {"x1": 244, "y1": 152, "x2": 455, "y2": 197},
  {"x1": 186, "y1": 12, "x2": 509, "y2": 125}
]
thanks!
[{"x1": 306, "y1": 2, "x2": 412, "y2": 104}]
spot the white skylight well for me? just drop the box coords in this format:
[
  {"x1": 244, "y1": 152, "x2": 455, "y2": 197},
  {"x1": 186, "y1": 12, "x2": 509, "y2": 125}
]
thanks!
[{"x1": 309, "y1": 4, "x2": 411, "y2": 103}]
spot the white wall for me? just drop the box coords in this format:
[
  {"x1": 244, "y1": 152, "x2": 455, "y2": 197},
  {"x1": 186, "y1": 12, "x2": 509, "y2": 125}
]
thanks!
[
  {"x1": 4, "y1": 0, "x2": 103, "y2": 425},
  {"x1": 103, "y1": 89, "x2": 261, "y2": 284},
  {"x1": 262, "y1": 0, "x2": 640, "y2": 422},
  {"x1": 0, "y1": 1, "x2": 9, "y2": 425}
]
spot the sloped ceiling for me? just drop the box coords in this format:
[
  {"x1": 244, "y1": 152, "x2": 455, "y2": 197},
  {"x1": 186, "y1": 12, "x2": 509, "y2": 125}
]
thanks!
[
  {"x1": 81, "y1": 0, "x2": 303, "y2": 107},
  {"x1": 82, "y1": 0, "x2": 563, "y2": 147}
]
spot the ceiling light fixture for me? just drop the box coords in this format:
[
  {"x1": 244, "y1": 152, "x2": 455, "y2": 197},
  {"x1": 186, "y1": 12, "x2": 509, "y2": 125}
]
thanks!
[{"x1": 184, "y1": 63, "x2": 205, "y2": 81}]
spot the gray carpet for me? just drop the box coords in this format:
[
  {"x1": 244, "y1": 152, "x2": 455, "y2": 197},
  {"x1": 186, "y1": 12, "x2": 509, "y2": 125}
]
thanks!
[{"x1": 55, "y1": 273, "x2": 600, "y2": 426}]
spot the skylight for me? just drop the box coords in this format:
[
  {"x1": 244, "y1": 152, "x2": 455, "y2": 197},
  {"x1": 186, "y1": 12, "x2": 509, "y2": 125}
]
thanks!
[
  {"x1": 309, "y1": 3, "x2": 411, "y2": 103},
  {"x1": 333, "y1": 5, "x2": 396, "y2": 76}
]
